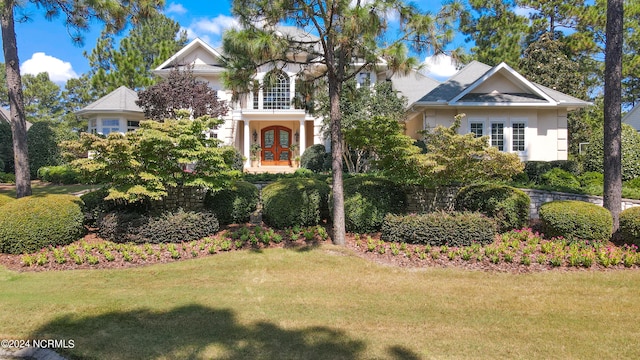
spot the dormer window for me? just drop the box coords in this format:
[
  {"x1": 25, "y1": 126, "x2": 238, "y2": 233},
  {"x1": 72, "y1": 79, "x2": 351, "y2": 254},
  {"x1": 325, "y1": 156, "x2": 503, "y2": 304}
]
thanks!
[{"x1": 263, "y1": 70, "x2": 290, "y2": 110}]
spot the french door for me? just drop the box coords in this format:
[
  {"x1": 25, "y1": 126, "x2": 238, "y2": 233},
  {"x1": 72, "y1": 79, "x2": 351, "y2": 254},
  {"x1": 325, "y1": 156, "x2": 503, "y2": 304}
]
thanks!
[{"x1": 261, "y1": 126, "x2": 291, "y2": 166}]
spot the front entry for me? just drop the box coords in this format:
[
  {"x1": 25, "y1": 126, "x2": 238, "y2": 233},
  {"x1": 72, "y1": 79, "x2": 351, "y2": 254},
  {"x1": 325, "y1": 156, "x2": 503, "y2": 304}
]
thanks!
[{"x1": 261, "y1": 126, "x2": 292, "y2": 166}]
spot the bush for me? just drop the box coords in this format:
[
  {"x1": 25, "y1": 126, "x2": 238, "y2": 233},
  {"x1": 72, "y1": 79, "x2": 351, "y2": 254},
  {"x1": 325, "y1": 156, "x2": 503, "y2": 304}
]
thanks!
[
  {"x1": 579, "y1": 171, "x2": 604, "y2": 187},
  {"x1": 0, "y1": 194, "x2": 85, "y2": 254},
  {"x1": 37, "y1": 165, "x2": 81, "y2": 184},
  {"x1": 262, "y1": 178, "x2": 330, "y2": 229},
  {"x1": 27, "y1": 122, "x2": 64, "y2": 178},
  {"x1": 204, "y1": 181, "x2": 259, "y2": 225},
  {"x1": 619, "y1": 207, "x2": 640, "y2": 247},
  {"x1": 0, "y1": 121, "x2": 13, "y2": 173},
  {"x1": 524, "y1": 160, "x2": 581, "y2": 184},
  {"x1": 454, "y1": 184, "x2": 530, "y2": 232},
  {"x1": 343, "y1": 176, "x2": 406, "y2": 233},
  {"x1": 381, "y1": 212, "x2": 497, "y2": 247},
  {"x1": 584, "y1": 124, "x2": 640, "y2": 181},
  {"x1": 80, "y1": 188, "x2": 121, "y2": 225},
  {"x1": 0, "y1": 194, "x2": 14, "y2": 208},
  {"x1": 540, "y1": 168, "x2": 581, "y2": 190},
  {"x1": 538, "y1": 200, "x2": 612, "y2": 241},
  {"x1": 0, "y1": 171, "x2": 15, "y2": 184},
  {"x1": 98, "y1": 209, "x2": 219, "y2": 244},
  {"x1": 300, "y1": 144, "x2": 330, "y2": 173}
]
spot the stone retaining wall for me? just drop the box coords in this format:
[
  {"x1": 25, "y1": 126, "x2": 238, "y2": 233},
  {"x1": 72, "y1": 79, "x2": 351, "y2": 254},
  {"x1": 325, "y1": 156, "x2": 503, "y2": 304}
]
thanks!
[
  {"x1": 151, "y1": 186, "x2": 208, "y2": 212},
  {"x1": 521, "y1": 189, "x2": 640, "y2": 219}
]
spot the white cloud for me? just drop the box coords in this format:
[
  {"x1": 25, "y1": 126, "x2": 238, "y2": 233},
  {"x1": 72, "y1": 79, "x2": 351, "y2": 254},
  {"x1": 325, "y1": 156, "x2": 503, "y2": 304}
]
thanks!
[
  {"x1": 190, "y1": 15, "x2": 240, "y2": 36},
  {"x1": 422, "y1": 54, "x2": 459, "y2": 81},
  {"x1": 21, "y1": 52, "x2": 78, "y2": 84},
  {"x1": 165, "y1": 2, "x2": 187, "y2": 15}
]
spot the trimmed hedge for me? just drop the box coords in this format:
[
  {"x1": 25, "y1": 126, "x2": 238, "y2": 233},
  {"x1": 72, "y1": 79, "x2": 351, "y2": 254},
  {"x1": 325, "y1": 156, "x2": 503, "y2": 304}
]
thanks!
[
  {"x1": 0, "y1": 194, "x2": 85, "y2": 254},
  {"x1": 0, "y1": 194, "x2": 14, "y2": 208},
  {"x1": 204, "y1": 181, "x2": 259, "y2": 225},
  {"x1": 538, "y1": 200, "x2": 612, "y2": 241},
  {"x1": 262, "y1": 178, "x2": 330, "y2": 229},
  {"x1": 0, "y1": 171, "x2": 15, "y2": 184},
  {"x1": 454, "y1": 184, "x2": 530, "y2": 232},
  {"x1": 619, "y1": 207, "x2": 640, "y2": 247},
  {"x1": 98, "y1": 209, "x2": 220, "y2": 244},
  {"x1": 37, "y1": 165, "x2": 81, "y2": 184},
  {"x1": 343, "y1": 176, "x2": 406, "y2": 233},
  {"x1": 540, "y1": 168, "x2": 581, "y2": 190},
  {"x1": 381, "y1": 212, "x2": 497, "y2": 247},
  {"x1": 300, "y1": 144, "x2": 330, "y2": 173}
]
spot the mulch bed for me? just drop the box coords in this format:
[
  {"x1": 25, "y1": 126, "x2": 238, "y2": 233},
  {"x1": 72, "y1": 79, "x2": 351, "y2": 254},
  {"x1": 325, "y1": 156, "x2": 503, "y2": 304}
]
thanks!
[{"x1": 0, "y1": 223, "x2": 637, "y2": 274}]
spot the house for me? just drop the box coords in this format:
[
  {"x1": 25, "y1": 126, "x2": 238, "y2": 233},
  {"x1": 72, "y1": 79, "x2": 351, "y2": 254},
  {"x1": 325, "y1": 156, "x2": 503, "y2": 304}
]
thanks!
[
  {"x1": 623, "y1": 104, "x2": 640, "y2": 131},
  {"x1": 407, "y1": 61, "x2": 591, "y2": 161},
  {"x1": 0, "y1": 108, "x2": 33, "y2": 130},
  {"x1": 78, "y1": 34, "x2": 591, "y2": 168},
  {"x1": 76, "y1": 86, "x2": 145, "y2": 135}
]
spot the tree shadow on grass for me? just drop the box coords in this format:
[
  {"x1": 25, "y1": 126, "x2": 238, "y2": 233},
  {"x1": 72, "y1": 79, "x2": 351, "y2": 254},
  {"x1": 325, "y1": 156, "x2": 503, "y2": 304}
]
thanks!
[{"x1": 30, "y1": 304, "x2": 384, "y2": 359}]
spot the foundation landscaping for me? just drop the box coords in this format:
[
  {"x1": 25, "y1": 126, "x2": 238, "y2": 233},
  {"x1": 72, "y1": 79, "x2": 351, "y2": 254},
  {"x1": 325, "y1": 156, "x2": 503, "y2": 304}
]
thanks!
[{"x1": 1, "y1": 120, "x2": 640, "y2": 359}]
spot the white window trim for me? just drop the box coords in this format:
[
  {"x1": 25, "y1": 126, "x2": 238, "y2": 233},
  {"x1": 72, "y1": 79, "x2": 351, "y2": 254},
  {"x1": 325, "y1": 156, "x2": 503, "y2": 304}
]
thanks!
[
  {"x1": 489, "y1": 119, "x2": 507, "y2": 152},
  {"x1": 99, "y1": 117, "x2": 123, "y2": 136},
  {"x1": 468, "y1": 118, "x2": 486, "y2": 139},
  {"x1": 510, "y1": 118, "x2": 528, "y2": 156}
]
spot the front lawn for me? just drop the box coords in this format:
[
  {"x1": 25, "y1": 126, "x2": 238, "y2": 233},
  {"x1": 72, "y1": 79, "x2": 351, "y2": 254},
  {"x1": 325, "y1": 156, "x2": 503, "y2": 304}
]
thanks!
[
  {"x1": 0, "y1": 181, "x2": 99, "y2": 198},
  {"x1": 1, "y1": 245, "x2": 639, "y2": 359}
]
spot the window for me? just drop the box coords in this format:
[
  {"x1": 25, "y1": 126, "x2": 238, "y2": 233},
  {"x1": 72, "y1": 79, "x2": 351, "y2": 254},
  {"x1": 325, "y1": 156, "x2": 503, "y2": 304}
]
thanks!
[
  {"x1": 263, "y1": 71, "x2": 290, "y2": 109},
  {"x1": 101, "y1": 119, "x2": 120, "y2": 135},
  {"x1": 89, "y1": 119, "x2": 97, "y2": 134},
  {"x1": 357, "y1": 72, "x2": 371, "y2": 88},
  {"x1": 127, "y1": 120, "x2": 139, "y2": 132},
  {"x1": 491, "y1": 123, "x2": 504, "y2": 151},
  {"x1": 252, "y1": 83, "x2": 259, "y2": 109},
  {"x1": 470, "y1": 122, "x2": 484, "y2": 138},
  {"x1": 512, "y1": 122, "x2": 526, "y2": 152}
]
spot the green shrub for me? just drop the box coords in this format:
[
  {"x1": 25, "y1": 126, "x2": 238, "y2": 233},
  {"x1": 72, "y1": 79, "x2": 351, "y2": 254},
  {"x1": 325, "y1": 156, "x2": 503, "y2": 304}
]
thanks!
[
  {"x1": 343, "y1": 176, "x2": 406, "y2": 233},
  {"x1": 80, "y1": 188, "x2": 120, "y2": 225},
  {"x1": 262, "y1": 178, "x2": 330, "y2": 229},
  {"x1": 454, "y1": 184, "x2": 530, "y2": 232},
  {"x1": 0, "y1": 194, "x2": 85, "y2": 254},
  {"x1": 524, "y1": 160, "x2": 581, "y2": 184},
  {"x1": 540, "y1": 168, "x2": 581, "y2": 190},
  {"x1": 204, "y1": 181, "x2": 259, "y2": 225},
  {"x1": 300, "y1": 144, "x2": 330, "y2": 173},
  {"x1": 98, "y1": 209, "x2": 219, "y2": 244},
  {"x1": 619, "y1": 207, "x2": 640, "y2": 247},
  {"x1": 0, "y1": 171, "x2": 15, "y2": 184},
  {"x1": 0, "y1": 194, "x2": 14, "y2": 208},
  {"x1": 579, "y1": 171, "x2": 604, "y2": 187},
  {"x1": 381, "y1": 212, "x2": 497, "y2": 247},
  {"x1": 538, "y1": 200, "x2": 612, "y2": 241},
  {"x1": 27, "y1": 122, "x2": 64, "y2": 178},
  {"x1": 37, "y1": 165, "x2": 81, "y2": 184},
  {"x1": 292, "y1": 168, "x2": 314, "y2": 178},
  {"x1": 0, "y1": 121, "x2": 13, "y2": 173},
  {"x1": 584, "y1": 124, "x2": 640, "y2": 181}
]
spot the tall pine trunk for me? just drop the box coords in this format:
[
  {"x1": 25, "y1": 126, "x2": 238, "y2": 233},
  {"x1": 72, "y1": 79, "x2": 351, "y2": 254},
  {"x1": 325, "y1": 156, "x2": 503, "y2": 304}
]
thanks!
[
  {"x1": 328, "y1": 73, "x2": 345, "y2": 246},
  {"x1": 1, "y1": 1, "x2": 31, "y2": 198},
  {"x1": 603, "y1": 0, "x2": 623, "y2": 232}
]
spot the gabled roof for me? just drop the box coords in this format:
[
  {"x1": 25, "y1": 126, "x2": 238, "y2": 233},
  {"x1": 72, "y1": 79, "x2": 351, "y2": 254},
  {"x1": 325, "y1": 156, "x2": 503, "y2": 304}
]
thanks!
[
  {"x1": 76, "y1": 86, "x2": 142, "y2": 116},
  {"x1": 0, "y1": 107, "x2": 33, "y2": 129},
  {"x1": 155, "y1": 38, "x2": 224, "y2": 73},
  {"x1": 415, "y1": 61, "x2": 591, "y2": 109},
  {"x1": 390, "y1": 70, "x2": 440, "y2": 106}
]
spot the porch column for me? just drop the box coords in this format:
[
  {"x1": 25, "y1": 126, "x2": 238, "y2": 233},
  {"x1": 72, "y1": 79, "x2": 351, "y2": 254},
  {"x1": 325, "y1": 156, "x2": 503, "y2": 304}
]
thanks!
[
  {"x1": 243, "y1": 120, "x2": 251, "y2": 168},
  {"x1": 298, "y1": 120, "x2": 306, "y2": 157}
]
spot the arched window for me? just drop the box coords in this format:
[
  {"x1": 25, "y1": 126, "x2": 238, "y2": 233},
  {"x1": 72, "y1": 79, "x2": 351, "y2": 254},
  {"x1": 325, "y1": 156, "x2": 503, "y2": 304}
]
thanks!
[{"x1": 263, "y1": 71, "x2": 290, "y2": 109}]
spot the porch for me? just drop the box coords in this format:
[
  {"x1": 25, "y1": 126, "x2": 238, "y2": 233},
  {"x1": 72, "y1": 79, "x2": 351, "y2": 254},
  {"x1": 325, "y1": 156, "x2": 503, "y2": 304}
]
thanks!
[{"x1": 244, "y1": 165, "x2": 299, "y2": 174}]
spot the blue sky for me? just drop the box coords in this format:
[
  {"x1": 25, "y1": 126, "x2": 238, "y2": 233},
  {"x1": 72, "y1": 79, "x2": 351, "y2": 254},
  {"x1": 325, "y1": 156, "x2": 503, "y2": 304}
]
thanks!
[{"x1": 5, "y1": 0, "x2": 465, "y2": 85}]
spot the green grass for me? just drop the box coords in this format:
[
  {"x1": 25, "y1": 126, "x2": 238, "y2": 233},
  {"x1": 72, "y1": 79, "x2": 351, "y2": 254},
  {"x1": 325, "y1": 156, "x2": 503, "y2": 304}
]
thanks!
[
  {"x1": 0, "y1": 181, "x2": 99, "y2": 198},
  {"x1": 1, "y1": 247, "x2": 639, "y2": 359}
]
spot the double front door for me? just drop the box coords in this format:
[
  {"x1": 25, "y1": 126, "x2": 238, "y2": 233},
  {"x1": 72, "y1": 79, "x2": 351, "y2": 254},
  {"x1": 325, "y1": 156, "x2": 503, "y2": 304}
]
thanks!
[{"x1": 261, "y1": 126, "x2": 291, "y2": 166}]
